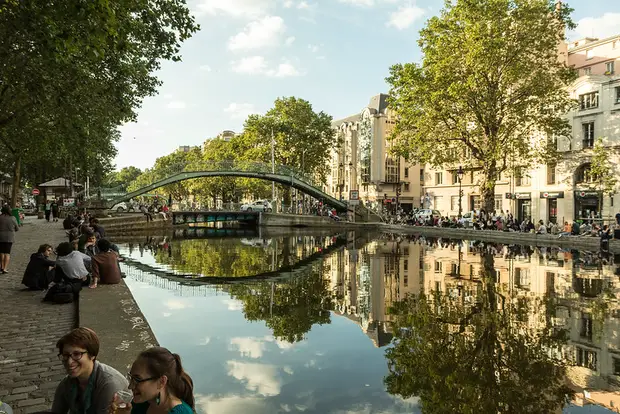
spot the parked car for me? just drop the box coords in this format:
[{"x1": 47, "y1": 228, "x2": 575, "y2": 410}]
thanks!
[
  {"x1": 414, "y1": 209, "x2": 441, "y2": 221},
  {"x1": 240, "y1": 200, "x2": 273, "y2": 212},
  {"x1": 111, "y1": 202, "x2": 137, "y2": 213}
]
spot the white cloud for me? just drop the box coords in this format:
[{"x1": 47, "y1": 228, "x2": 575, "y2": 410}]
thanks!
[
  {"x1": 200, "y1": 337, "x2": 211, "y2": 346},
  {"x1": 195, "y1": 394, "x2": 270, "y2": 414},
  {"x1": 193, "y1": 0, "x2": 273, "y2": 18},
  {"x1": 231, "y1": 57, "x2": 302, "y2": 77},
  {"x1": 267, "y1": 62, "x2": 301, "y2": 77},
  {"x1": 227, "y1": 361, "x2": 282, "y2": 396},
  {"x1": 164, "y1": 299, "x2": 188, "y2": 309},
  {"x1": 285, "y1": 36, "x2": 296, "y2": 46},
  {"x1": 228, "y1": 16, "x2": 286, "y2": 51},
  {"x1": 574, "y1": 13, "x2": 620, "y2": 40},
  {"x1": 162, "y1": 312, "x2": 172, "y2": 317},
  {"x1": 224, "y1": 103, "x2": 258, "y2": 120},
  {"x1": 308, "y1": 44, "x2": 320, "y2": 53},
  {"x1": 230, "y1": 337, "x2": 268, "y2": 358},
  {"x1": 338, "y1": 0, "x2": 374, "y2": 6},
  {"x1": 231, "y1": 56, "x2": 268, "y2": 74},
  {"x1": 199, "y1": 64, "x2": 212, "y2": 72},
  {"x1": 222, "y1": 298, "x2": 244, "y2": 311},
  {"x1": 283, "y1": 0, "x2": 294, "y2": 7},
  {"x1": 387, "y1": 5, "x2": 424, "y2": 30}
]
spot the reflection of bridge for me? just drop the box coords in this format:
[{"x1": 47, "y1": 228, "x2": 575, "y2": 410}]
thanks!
[
  {"x1": 120, "y1": 234, "x2": 349, "y2": 284},
  {"x1": 96, "y1": 162, "x2": 349, "y2": 212}
]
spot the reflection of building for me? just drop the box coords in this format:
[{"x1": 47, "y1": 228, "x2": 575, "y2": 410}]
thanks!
[
  {"x1": 326, "y1": 94, "x2": 424, "y2": 212},
  {"x1": 421, "y1": 33, "x2": 620, "y2": 222}
]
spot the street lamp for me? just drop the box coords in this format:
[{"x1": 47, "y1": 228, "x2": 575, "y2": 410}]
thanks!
[
  {"x1": 457, "y1": 165, "x2": 464, "y2": 218},
  {"x1": 338, "y1": 163, "x2": 344, "y2": 201}
]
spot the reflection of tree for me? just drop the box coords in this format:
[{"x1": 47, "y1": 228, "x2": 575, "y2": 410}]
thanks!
[
  {"x1": 385, "y1": 251, "x2": 573, "y2": 414},
  {"x1": 226, "y1": 266, "x2": 333, "y2": 343}
]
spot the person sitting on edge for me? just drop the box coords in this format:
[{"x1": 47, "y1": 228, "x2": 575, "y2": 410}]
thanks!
[
  {"x1": 56, "y1": 242, "x2": 92, "y2": 286},
  {"x1": 78, "y1": 227, "x2": 96, "y2": 253},
  {"x1": 22, "y1": 244, "x2": 55, "y2": 290},
  {"x1": 111, "y1": 347, "x2": 194, "y2": 414},
  {"x1": 536, "y1": 220, "x2": 547, "y2": 235},
  {"x1": 90, "y1": 218, "x2": 106, "y2": 239},
  {"x1": 90, "y1": 239, "x2": 122, "y2": 288},
  {"x1": 52, "y1": 327, "x2": 128, "y2": 414}
]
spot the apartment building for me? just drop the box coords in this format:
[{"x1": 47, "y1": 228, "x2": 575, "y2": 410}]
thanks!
[
  {"x1": 423, "y1": 33, "x2": 620, "y2": 223},
  {"x1": 326, "y1": 94, "x2": 423, "y2": 212}
]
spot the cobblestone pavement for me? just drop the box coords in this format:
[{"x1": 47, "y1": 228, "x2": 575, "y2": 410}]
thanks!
[{"x1": 0, "y1": 218, "x2": 75, "y2": 413}]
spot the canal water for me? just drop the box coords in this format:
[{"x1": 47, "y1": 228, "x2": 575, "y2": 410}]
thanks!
[{"x1": 115, "y1": 230, "x2": 620, "y2": 414}]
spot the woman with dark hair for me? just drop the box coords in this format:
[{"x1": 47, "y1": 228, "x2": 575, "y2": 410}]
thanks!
[
  {"x1": 22, "y1": 244, "x2": 55, "y2": 290},
  {"x1": 0, "y1": 205, "x2": 19, "y2": 274},
  {"x1": 113, "y1": 347, "x2": 194, "y2": 414},
  {"x1": 52, "y1": 327, "x2": 128, "y2": 414}
]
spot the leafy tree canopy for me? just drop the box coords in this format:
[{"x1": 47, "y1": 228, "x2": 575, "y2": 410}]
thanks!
[{"x1": 386, "y1": 0, "x2": 576, "y2": 211}]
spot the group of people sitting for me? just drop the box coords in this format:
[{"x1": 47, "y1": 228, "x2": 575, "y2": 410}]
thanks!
[
  {"x1": 0, "y1": 327, "x2": 194, "y2": 414},
  {"x1": 21, "y1": 213, "x2": 123, "y2": 297}
]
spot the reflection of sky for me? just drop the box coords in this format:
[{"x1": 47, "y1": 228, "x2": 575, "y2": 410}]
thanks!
[{"x1": 123, "y1": 272, "x2": 420, "y2": 414}]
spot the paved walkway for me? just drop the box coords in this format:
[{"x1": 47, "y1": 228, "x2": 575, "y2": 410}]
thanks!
[{"x1": 0, "y1": 218, "x2": 75, "y2": 413}]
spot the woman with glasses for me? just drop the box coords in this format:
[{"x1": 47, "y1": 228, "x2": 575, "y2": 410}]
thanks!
[
  {"x1": 21, "y1": 244, "x2": 56, "y2": 290},
  {"x1": 111, "y1": 347, "x2": 194, "y2": 414},
  {"x1": 52, "y1": 327, "x2": 128, "y2": 414}
]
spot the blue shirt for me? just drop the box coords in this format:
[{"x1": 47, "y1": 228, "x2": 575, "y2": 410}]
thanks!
[{"x1": 132, "y1": 400, "x2": 193, "y2": 414}]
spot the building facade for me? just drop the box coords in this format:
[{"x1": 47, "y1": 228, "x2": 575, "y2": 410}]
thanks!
[
  {"x1": 422, "y1": 34, "x2": 620, "y2": 223},
  {"x1": 326, "y1": 94, "x2": 424, "y2": 212}
]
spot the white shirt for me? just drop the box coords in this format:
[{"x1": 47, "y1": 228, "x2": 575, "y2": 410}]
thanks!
[{"x1": 56, "y1": 251, "x2": 91, "y2": 279}]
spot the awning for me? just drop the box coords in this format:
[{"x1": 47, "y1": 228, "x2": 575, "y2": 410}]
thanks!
[{"x1": 38, "y1": 178, "x2": 83, "y2": 188}]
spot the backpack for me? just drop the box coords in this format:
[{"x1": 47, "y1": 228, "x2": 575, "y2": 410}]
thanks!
[{"x1": 42, "y1": 268, "x2": 80, "y2": 304}]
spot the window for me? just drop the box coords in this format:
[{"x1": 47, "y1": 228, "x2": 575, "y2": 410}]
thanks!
[
  {"x1": 614, "y1": 357, "x2": 620, "y2": 376},
  {"x1": 606, "y1": 61, "x2": 615, "y2": 74},
  {"x1": 433, "y1": 196, "x2": 443, "y2": 210},
  {"x1": 385, "y1": 157, "x2": 399, "y2": 183},
  {"x1": 616, "y1": 86, "x2": 620, "y2": 104},
  {"x1": 403, "y1": 259, "x2": 408, "y2": 272},
  {"x1": 579, "y1": 92, "x2": 599, "y2": 110},
  {"x1": 515, "y1": 168, "x2": 531, "y2": 186},
  {"x1": 547, "y1": 162, "x2": 556, "y2": 185},
  {"x1": 515, "y1": 268, "x2": 530, "y2": 288},
  {"x1": 419, "y1": 169, "x2": 424, "y2": 185},
  {"x1": 404, "y1": 183, "x2": 410, "y2": 192},
  {"x1": 580, "y1": 313, "x2": 593, "y2": 340},
  {"x1": 404, "y1": 167, "x2": 409, "y2": 178},
  {"x1": 576, "y1": 163, "x2": 595, "y2": 184},
  {"x1": 434, "y1": 261, "x2": 443, "y2": 273},
  {"x1": 435, "y1": 172, "x2": 443, "y2": 185},
  {"x1": 451, "y1": 171, "x2": 459, "y2": 185},
  {"x1": 451, "y1": 196, "x2": 459, "y2": 211},
  {"x1": 586, "y1": 49, "x2": 593, "y2": 60},
  {"x1": 471, "y1": 195, "x2": 481, "y2": 210},
  {"x1": 583, "y1": 67, "x2": 592, "y2": 75},
  {"x1": 583, "y1": 122, "x2": 595, "y2": 148},
  {"x1": 494, "y1": 195, "x2": 502, "y2": 211},
  {"x1": 576, "y1": 347, "x2": 597, "y2": 371}
]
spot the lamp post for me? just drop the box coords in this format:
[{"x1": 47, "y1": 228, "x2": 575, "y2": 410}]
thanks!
[
  {"x1": 338, "y1": 163, "x2": 344, "y2": 201},
  {"x1": 457, "y1": 165, "x2": 464, "y2": 218}
]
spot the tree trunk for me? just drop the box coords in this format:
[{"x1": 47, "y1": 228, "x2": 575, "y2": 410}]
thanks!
[
  {"x1": 480, "y1": 179, "x2": 496, "y2": 214},
  {"x1": 10, "y1": 155, "x2": 21, "y2": 208}
]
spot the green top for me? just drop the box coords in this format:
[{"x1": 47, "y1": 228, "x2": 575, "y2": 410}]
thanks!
[{"x1": 132, "y1": 401, "x2": 193, "y2": 414}]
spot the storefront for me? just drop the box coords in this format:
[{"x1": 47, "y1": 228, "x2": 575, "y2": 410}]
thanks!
[
  {"x1": 513, "y1": 193, "x2": 531, "y2": 221},
  {"x1": 574, "y1": 190, "x2": 600, "y2": 221},
  {"x1": 540, "y1": 191, "x2": 564, "y2": 224}
]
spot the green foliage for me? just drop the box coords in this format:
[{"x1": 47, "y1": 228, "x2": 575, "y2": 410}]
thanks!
[
  {"x1": 105, "y1": 166, "x2": 143, "y2": 187},
  {"x1": 386, "y1": 0, "x2": 576, "y2": 211},
  {"x1": 590, "y1": 138, "x2": 618, "y2": 214},
  {"x1": 0, "y1": 0, "x2": 199, "y2": 205},
  {"x1": 384, "y1": 253, "x2": 572, "y2": 413}
]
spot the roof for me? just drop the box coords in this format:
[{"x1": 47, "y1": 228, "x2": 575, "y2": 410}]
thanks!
[
  {"x1": 332, "y1": 113, "x2": 361, "y2": 127},
  {"x1": 367, "y1": 93, "x2": 389, "y2": 115},
  {"x1": 568, "y1": 34, "x2": 620, "y2": 53},
  {"x1": 38, "y1": 178, "x2": 83, "y2": 187}
]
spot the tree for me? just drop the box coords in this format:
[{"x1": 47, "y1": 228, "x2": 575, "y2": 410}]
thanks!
[
  {"x1": 105, "y1": 167, "x2": 143, "y2": 188},
  {"x1": 0, "y1": 0, "x2": 199, "y2": 206},
  {"x1": 590, "y1": 138, "x2": 618, "y2": 218},
  {"x1": 243, "y1": 97, "x2": 335, "y2": 182},
  {"x1": 386, "y1": 0, "x2": 576, "y2": 212},
  {"x1": 384, "y1": 249, "x2": 573, "y2": 413}
]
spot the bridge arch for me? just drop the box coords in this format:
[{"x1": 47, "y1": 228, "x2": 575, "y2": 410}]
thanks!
[{"x1": 109, "y1": 170, "x2": 348, "y2": 211}]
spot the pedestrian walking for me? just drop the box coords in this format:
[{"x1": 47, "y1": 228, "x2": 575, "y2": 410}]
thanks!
[
  {"x1": 45, "y1": 200, "x2": 52, "y2": 222},
  {"x1": 51, "y1": 199, "x2": 60, "y2": 222},
  {"x1": 0, "y1": 205, "x2": 19, "y2": 274}
]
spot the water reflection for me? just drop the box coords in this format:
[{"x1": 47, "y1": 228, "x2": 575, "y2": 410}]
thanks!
[{"x1": 116, "y1": 232, "x2": 620, "y2": 413}]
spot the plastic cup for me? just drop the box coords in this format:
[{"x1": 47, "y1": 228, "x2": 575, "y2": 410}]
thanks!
[{"x1": 117, "y1": 390, "x2": 133, "y2": 409}]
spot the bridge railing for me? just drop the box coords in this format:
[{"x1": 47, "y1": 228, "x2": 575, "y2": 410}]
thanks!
[{"x1": 92, "y1": 161, "x2": 330, "y2": 202}]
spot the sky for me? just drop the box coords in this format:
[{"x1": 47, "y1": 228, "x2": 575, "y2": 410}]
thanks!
[{"x1": 114, "y1": 0, "x2": 620, "y2": 171}]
